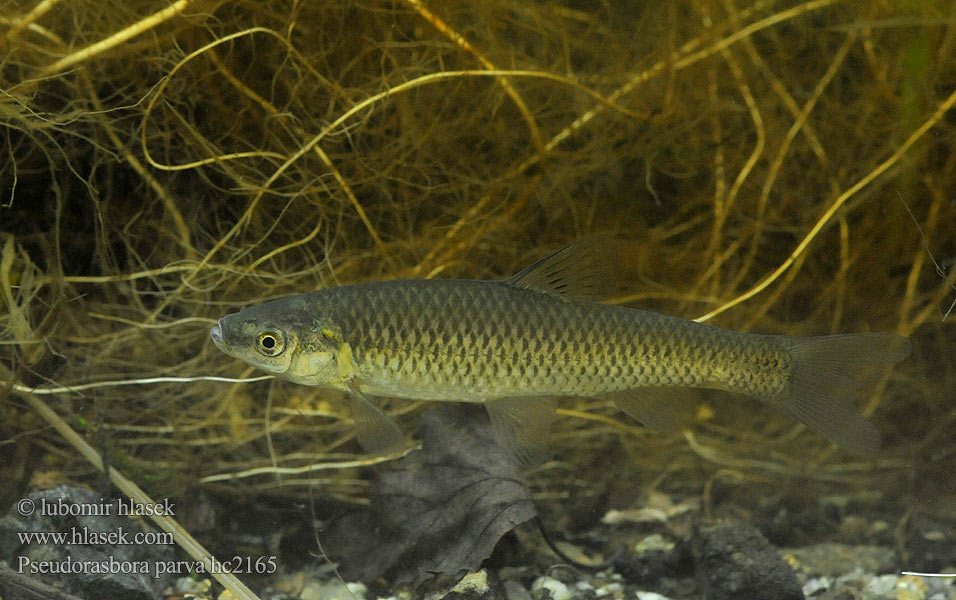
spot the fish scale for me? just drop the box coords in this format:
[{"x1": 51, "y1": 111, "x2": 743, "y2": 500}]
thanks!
[{"x1": 314, "y1": 279, "x2": 789, "y2": 402}]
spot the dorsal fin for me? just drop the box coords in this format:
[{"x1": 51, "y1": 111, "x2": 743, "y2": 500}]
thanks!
[{"x1": 504, "y1": 237, "x2": 616, "y2": 302}]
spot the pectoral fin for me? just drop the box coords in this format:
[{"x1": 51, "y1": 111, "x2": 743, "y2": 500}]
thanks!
[
  {"x1": 485, "y1": 397, "x2": 555, "y2": 467},
  {"x1": 348, "y1": 381, "x2": 405, "y2": 455},
  {"x1": 601, "y1": 387, "x2": 695, "y2": 433}
]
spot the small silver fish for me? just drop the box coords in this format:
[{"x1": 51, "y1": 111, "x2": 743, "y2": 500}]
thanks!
[{"x1": 210, "y1": 240, "x2": 910, "y2": 462}]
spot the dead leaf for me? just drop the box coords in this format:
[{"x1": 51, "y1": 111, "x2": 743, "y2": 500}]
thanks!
[{"x1": 327, "y1": 405, "x2": 537, "y2": 586}]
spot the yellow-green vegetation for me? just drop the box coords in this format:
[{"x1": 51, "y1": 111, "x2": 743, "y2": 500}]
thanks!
[{"x1": 1, "y1": 0, "x2": 954, "y2": 563}]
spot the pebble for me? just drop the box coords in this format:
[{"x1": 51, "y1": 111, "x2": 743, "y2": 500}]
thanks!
[
  {"x1": 531, "y1": 576, "x2": 571, "y2": 600},
  {"x1": 634, "y1": 592, "x2": 674, "y2": 600}
]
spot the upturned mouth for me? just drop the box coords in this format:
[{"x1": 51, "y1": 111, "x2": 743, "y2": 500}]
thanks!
[{"x1": 209, "y1": 319, "x2": 224, "y2": 345}]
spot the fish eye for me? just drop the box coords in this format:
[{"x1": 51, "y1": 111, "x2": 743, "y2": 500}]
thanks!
[{"x1": 256, "y1": 330, "x2": 285, "y2": 356}]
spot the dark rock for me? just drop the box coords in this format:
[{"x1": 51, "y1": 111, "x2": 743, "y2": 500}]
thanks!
[
  {"x1": 502, "y1": 579, "x2": 532, "y2": 600},
  {"x1": 903, "y1": 513, "x2": 956, "y2": 573},
  {"x1": 693, "y1": 519, "x2": 804, "y2": 600},
  {"x1": 0, "y1": 563, "x2": 86, "y2": 600},
  {"x1": 615, "y1": 535, "x2": 692, "y2": 586}
]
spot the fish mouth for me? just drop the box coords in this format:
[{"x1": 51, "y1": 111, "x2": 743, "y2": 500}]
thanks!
[{"x1": 209, "y1": 319, "x2": 224, "y2": 346}]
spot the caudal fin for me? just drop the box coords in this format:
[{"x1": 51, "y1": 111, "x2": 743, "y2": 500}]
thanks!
[{"x1": 775, "y1": 333, "x2": 910, "y2": 455}]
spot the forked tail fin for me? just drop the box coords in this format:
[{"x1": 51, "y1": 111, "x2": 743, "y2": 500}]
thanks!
[{"x1": 774, "y1": 333, "x2": 911, "y2": 454}]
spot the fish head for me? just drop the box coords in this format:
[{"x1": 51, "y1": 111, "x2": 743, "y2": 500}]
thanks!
[
  {"x1": 209, "y1": 299, "x2": 310, "y2": 376},
  {"x1": 209, "y1": 295, "x2": 351, "y2": 388}
]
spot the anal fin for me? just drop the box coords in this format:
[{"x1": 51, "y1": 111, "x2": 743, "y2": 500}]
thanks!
[
  {"x1": 601, "y1": 387, "x2": 696, "y2": 433},
  {"x1": 485, "y1": 397, "x2": 556, "y2": 468}
]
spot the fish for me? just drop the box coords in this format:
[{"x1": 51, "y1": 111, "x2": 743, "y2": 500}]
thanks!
[{"x1": 209, "y1": 239, "x2": 910, "y2": 463}]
